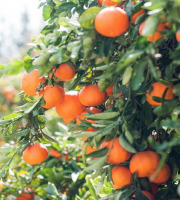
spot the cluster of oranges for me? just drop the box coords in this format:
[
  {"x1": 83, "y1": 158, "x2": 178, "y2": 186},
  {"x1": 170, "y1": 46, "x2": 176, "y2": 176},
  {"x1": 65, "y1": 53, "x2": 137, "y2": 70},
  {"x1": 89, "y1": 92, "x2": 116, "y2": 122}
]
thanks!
[
  {"x1": 109, "y1": 145, "x2": 171, "y2": 199},
  {"x1": 95, "y1": 0, "x2": 180, "y2": 43},
  {"x1": 19, "y1": 1, "x2": 178, "y2": 200}
]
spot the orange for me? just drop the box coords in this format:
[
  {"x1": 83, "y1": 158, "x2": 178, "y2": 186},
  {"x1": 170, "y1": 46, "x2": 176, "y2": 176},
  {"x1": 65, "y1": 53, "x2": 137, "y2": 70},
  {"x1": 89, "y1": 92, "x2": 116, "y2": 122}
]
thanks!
[
  {"x1": 81, "y1": 137, "x2": 99, "y2": 155},
  {"x1": 100, "y1": 138, "x2": 131, "y2": 164},
  {"x1": 176, "y1": 30, "x2": 180, "y2": 42},
  {"x1": 149, "y1": 164, "x2": 171, "y2": 184},
  {"x1": 21, "y1": 69, "x2": 45, "y2": 96},
  {"x1": 139, "y1": 22, "x2": 166, "y2": 43},
  {"x1": 17, "y1": 188, "x2": 35, "y2": 200},
  {"x1": 146, "y1": 82, "x2": 174, "y2": 106},
  {"x1": 105, "y1": 84, "x2": 122, "y2": 97},
  {"x1": 49, "y1": 148, "x2": 62, "y2": 158},
  {"x1": 2, "y1": 87, "x2": 16, "y2": 103},
  {"x1": 57, "y1": 153, "x2": 69, "y2": 162},
  {"x1": 23, "y1": 143, "x2": 48, "y2": 165},
  {"x1": 40, "y1": 85, "x2": 65, "y2": 109},
  {"x1": 129, "y1": 151, "x2": 160, "y2": 178},
  {"x1": 76, "y1": 107, "x2": 102, "y2": 131},
  {"x1": 49, "y1": 62, "x2": 75, "y2": 81},
  {"x1": 56, "y1": 91, "x2": 85, "y2": 120},
  {"x1": 141, "y1": 191, "x2": 154, "y2": 200},
  {"x1": 150, "y1": 182, "x2": 159, "y2": 194},
  {"x1": 133, "y1": 191, "x2": 154, "y2": 200},
  {"x1": 62, "y1": 116, "x2": 76, "y2": 124},
  {"x1": 132, "y1": 9, "x2": 145, "y2": 24},
  {"x1": 79, "y1": 85, "x2": 107, "y2": 106},
  {"x1": 97, "y1": 0, "x2": 124, "y2": 6},
  {"x1": 112, "y1": 166, "x2": 132, "y2": 189},
  {"x1": 94, "y1": 7, "x2": 129, "y2": 37}
]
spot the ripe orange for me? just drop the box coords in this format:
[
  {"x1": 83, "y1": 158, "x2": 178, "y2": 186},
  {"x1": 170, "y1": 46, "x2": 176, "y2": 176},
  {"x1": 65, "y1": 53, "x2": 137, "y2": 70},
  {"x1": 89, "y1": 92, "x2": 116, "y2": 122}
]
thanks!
[
  {"x1": 176, "y1": 30, "x2": 180, "y2": 42},
  {"x1": 105, "y1": 84, "x2": 122, "y2": 97},
  {"x1": 141, "y1": 191, "x2": 154, "y2": 200},
  {"x1": 94, "y1": 7, "x2": 129, "y2": 37},
  {"x1": 100, "y1": 138, "x2": 131, "y2": 164},
  {"x1": 112, "y1": 166, "x2": 132, "y2": 189},
  {"x1": 79, "y1": 85, "x2": 107, "y2": 106},
  {"x1": 49, "y1": 62, "x2": 75, "y2": 81},
  {"x1": 139, "y1": 22, "x2": 166, "y2": 43},
  {"x1": 81, "y1": 137, "x2": 99, "y2": 155},
  {"x1": 40, "y1": 85, "x2": 65, "y2": 109},
  {"x1": 56, "y1": 91, "x2": 85, "y2": 120},
  {"x1": 149, "y1": 164, "x2": 171, "y2": 184},
  {"x1": 21, "y1": 69, "x2": 45, "y2": 96},
  {"x1": 76, "y1": 107, "x2": 102, "y2": 131},
  {"x1": 132, "y1": 9, "x2": 145, "y2": 24},
  {"x1": 129, "y1": 151, "x2": 160, "y2": 178},
  {"x1": 23, "y1": 143, "x2": 48, "y2": 165},
  {"x1": 146, "y1": 82, "x2": 174, "y2": 106},
  {"x1": 2, "y1": 87, "x2": 16, "y2": 103},
  {"x1": 97, "y1": 0, "x2": 124, "y2": 6},
  {"x1": 49, "y1": 148, "x2": 62, "y2": 158},
  {"x1": 17, "y1": 188, "x2": 35, "y2": 200}
]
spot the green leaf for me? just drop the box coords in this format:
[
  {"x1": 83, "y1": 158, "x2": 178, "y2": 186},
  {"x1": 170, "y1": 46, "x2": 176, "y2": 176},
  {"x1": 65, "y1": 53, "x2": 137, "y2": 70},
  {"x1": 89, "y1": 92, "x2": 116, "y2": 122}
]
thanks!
[
  {"x1": 86, "y1": 112, "x2": 119, "y2": 120},
  {"x1": 131, "y1": 60, "x2": 147, "y2": 91},
  {"x1": 86, "y1": 148, "x2": 109, "y2": 158},
  {"x1": 24, "y1": 100, "x2": 41, "y2": 114},
  {"x1": 5, "y1": 60, "x2": 24, "y2": 75},
  {"x1": 8, "y1": 129, "x2": 30, "y2": 137},
  {"x1": 119, "y1": 135, "x2": 137, "y2": 153},
  {"x1": 122, "y1": 66, "x2": 133, "y2": 85},
  {"x1": 141, "y1": 16, "x2": 159, "y2": 36},
  {"x1": 41, "y1": 131, "x2": 58, "y2": 143},
  {"x1": 79, "y1": 7, "x2": 101, "y2": 29},
  {"x1": 43, "y1": 5, "x2": 53, "y2": 21},
  {"x1": 32, "y1": 54, "x2": 50, "y2": 66},
  {"x1": 153, "y1": 101, "x2": 177, "y2": 116},
  {"x1": 24, "y1": 55, "x2": 35, "y2": 72},
  {"x1": 0, "y1": 64, "x2": 5, "y2": 77},
  {"x1": 85, "y1": 156, "x2": 106, "y2": 171},
  {"x1": 46, "y1": 182, "x2": 59, "y2": 195}
]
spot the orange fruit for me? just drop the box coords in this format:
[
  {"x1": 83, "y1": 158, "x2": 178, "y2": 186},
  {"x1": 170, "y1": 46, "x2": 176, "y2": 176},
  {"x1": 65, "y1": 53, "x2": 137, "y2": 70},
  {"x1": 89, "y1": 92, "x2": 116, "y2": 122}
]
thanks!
[
  {"x1": 139, "y1": 22, "x2": 166, "y2": 43},
  {"x1": 2, "y1": 87, "x2": 16, "y2": 103},
  {"x1": 105, "y1": 84, "x2": 122, "y2": 97},
  {"x1": 76, "y1": 107, "x2": 102, "y2": 131},
  {"x1": 21, "y1": 69, "x2": 45, "y2": 96},
  {"x1": 81, "y1": 137, "x2": 99, "y2": 155},
  {"x1": 79, "y1": 85, "x2": 107, "y2": 106},
  {"x1": 150, "y1": 183, "x2": 159, "y2": 194},
  {"x1": 17, "y1": 188, "x2": 35, "y2": 200},
  {"x1": 176, "y1": 30, "x2": 180, "y2": 42},
  {"x1": 57, "y1": 153, "x2": 69, "y2": 162},
  {"x1": 94, "y1": 7, "x2": 129, "y2": 37},
  {"x1": 132, "y1": 9, "x2": 145, "y2": 24},
  {"x1": 112, "y1": 166, "x2": 132, "y2": 189},
  {"x1": 149, "y1": 164, "x2": 171, "y2": 184},
  {"x1": 23, "y1": 143, "x2": 48, "y2": 165},
  {"x1": 49, "y1": 62, "x2": 75, "y2": 81},
  {"x1": 141, "y1": 191, "x2": 154, "y2": 200},
  {"x1": 49, "y1": 148, "x2": 62, "y2": 158},
  {"x1": 129, "y1": 151, "x2": 160, "y2": 178},
  {"x1": 146, "y1": 82, "x2": 174, "y2": 106},
  {"x1": 97, "y1": 0, "x2": 124, "y2": 6},
  {"x1": 56, "y1": 91, "x2": 85, "y2": 120},
  {"x1": 100, "y1": 138, "x2": 131, "y2": 164},
  {"x1": 40, "y1": 85, "x2": 65, "y2": 109}
]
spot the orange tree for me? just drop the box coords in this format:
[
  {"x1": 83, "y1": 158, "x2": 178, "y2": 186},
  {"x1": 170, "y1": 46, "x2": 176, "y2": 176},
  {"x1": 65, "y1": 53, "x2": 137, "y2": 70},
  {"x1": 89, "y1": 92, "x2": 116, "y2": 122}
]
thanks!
[{"x1": 0, "y1": 0, "x2": 180, "y2": 199}]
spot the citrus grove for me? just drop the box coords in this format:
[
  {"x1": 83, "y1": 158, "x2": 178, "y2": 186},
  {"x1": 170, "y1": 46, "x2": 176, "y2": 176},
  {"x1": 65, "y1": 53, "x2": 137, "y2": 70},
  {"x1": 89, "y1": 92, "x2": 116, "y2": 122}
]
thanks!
[{"x1": 0, "y1": 0, "x2": 180, "y2": 199}]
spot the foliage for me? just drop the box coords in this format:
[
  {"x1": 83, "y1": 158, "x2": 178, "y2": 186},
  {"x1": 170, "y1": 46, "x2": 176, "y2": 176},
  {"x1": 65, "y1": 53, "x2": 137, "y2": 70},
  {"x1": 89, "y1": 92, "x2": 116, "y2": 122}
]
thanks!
[{"x1": 0, "y1": 0, "x2": 180, "y2": 199}]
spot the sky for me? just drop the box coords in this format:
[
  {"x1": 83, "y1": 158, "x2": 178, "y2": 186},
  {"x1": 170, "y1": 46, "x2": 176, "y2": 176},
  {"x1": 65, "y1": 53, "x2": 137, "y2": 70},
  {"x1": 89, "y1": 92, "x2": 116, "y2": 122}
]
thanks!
[{"x1": 0, "y1": 0, "x2": 45, "y2": 64}]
